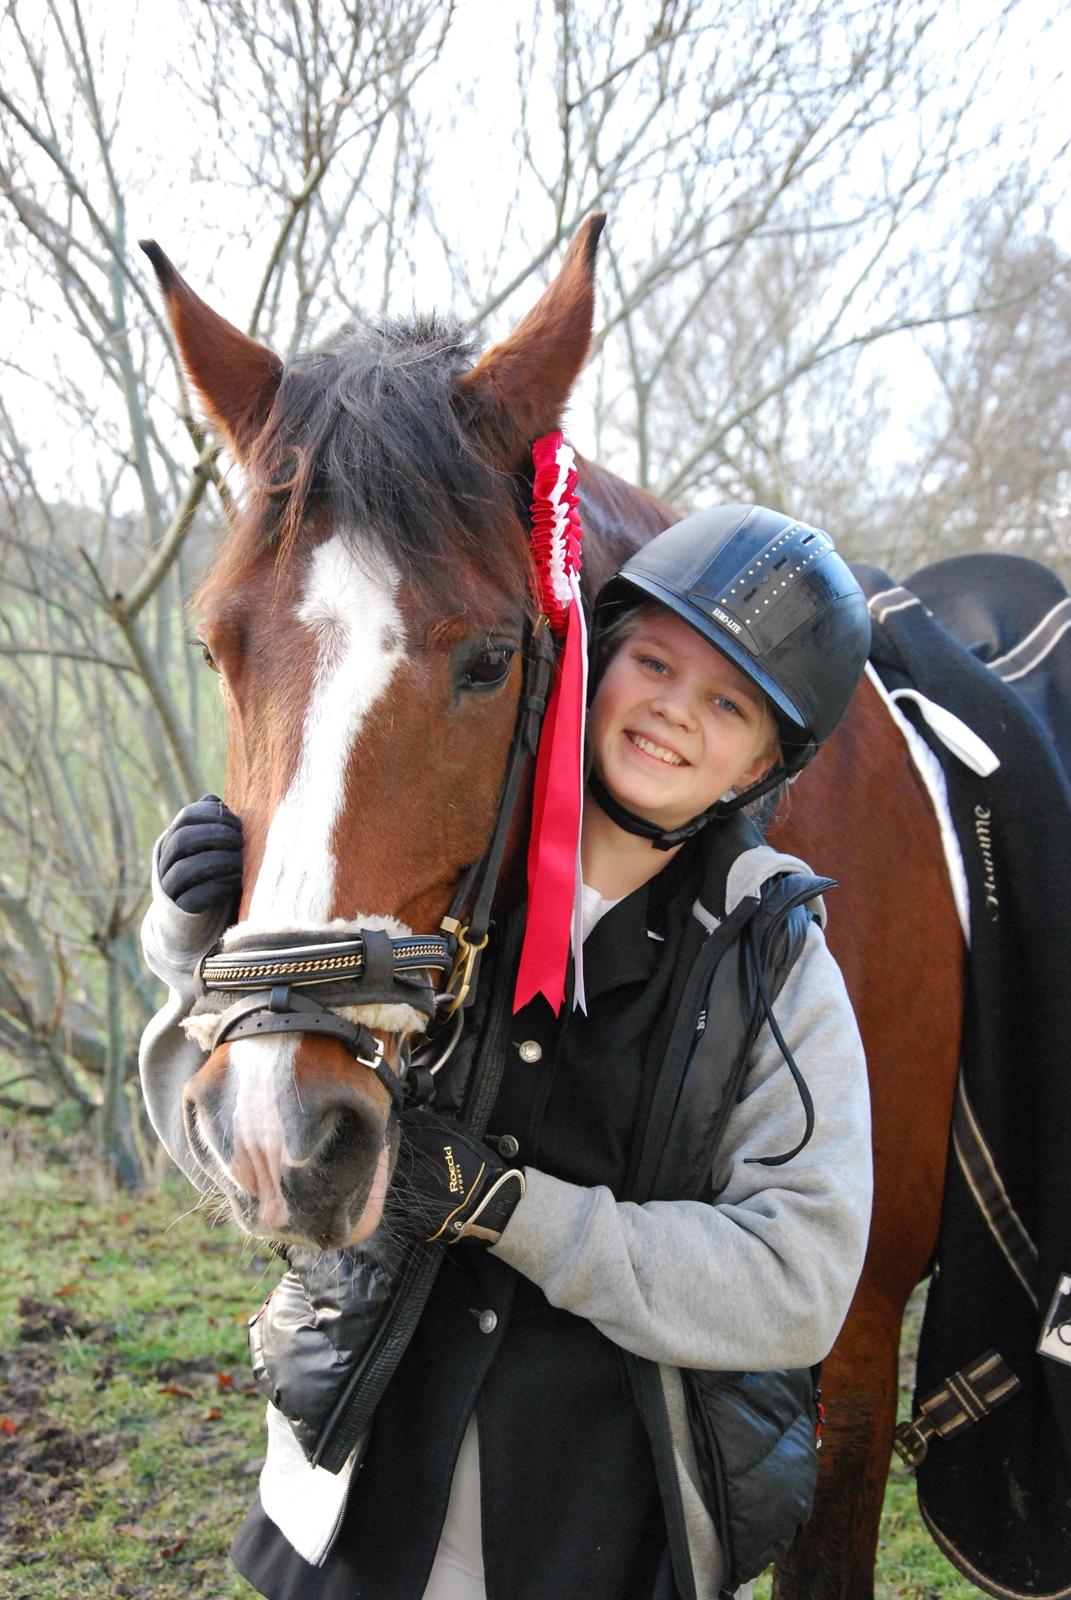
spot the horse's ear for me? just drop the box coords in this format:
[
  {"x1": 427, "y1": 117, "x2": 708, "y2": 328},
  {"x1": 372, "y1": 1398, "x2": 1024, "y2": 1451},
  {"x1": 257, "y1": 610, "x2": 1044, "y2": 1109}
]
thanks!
[
  {"x1": 458, "y1": 214, "x2": 606, "y2": 465},
  {"x1": 140, "y1": 241, "x2": 283, "y2": 462}
]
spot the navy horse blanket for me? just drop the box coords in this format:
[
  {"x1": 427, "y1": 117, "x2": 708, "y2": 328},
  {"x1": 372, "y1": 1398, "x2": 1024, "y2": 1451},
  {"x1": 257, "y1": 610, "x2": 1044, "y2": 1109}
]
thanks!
[{"x1": 858, "y1": 553, "x2": 1071, "y2": 1598}]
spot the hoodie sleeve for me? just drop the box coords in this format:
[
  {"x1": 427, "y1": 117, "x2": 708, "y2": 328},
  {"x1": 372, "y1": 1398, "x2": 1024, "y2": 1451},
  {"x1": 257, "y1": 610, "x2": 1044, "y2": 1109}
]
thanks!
[
  {"x1": 491, "y1": 920, "x2": 872, "y2": 1371},
  {"x1": 139, "y1": 835, "x2": 232, "y2": 1184}
]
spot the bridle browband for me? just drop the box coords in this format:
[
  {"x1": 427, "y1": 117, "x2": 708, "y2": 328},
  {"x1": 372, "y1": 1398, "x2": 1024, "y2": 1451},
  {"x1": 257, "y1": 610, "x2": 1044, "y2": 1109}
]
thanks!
[{"x1": 194, "y1": 616, "x2": 557, "y2": 1107}]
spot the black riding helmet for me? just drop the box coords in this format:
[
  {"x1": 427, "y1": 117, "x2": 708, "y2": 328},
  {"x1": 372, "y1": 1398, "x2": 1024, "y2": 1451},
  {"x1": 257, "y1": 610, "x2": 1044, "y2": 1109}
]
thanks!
[{"x1": 590, "y1": 504, "x2": 871, "y2": 847}]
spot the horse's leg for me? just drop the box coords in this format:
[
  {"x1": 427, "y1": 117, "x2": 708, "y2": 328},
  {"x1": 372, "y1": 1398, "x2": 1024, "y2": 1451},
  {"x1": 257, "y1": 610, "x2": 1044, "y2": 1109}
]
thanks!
[
  {"x1": 771, "y1": 1281, "x2": 905, "y2": 1599},
  {"x1": 775, "y1": 1047, "x2": 958, "y2": 1600},
  {"x1": 769, "y1": 679, "x2": 965, "y2": 1600}
]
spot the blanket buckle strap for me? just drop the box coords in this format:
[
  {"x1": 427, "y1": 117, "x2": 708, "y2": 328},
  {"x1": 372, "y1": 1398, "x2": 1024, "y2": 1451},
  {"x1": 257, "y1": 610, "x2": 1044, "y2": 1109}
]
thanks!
[{"x1": 893, "y1": 1348, "x2": 1021, "y2": 1467}]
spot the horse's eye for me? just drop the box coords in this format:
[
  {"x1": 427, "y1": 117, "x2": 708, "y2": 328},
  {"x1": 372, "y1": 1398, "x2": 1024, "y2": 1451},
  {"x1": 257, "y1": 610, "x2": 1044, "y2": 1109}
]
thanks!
[
  {"x1": 462, "y1": 646, "x2": 515, "y2": 691},
  {"x1": 190, "y1": 635, "x2": 220, "y2": 673}
]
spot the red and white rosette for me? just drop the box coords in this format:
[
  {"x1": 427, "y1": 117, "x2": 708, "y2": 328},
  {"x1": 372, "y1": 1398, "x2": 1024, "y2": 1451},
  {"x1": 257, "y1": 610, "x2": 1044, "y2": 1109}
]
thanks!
[{"x1": 514, "y1": 431, "x2": 589, "y2": 1015}]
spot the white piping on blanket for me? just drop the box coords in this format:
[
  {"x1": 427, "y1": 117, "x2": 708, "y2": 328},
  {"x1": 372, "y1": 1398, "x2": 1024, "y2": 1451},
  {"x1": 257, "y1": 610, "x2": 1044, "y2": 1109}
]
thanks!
[
  {"x1": 990, "y1": 597, "x2": 1071, "y2": 684},
  {"x1": 867, "y1": 587, "x2": 921, "y2": 624},
  {"x1": 952, "y1": 1076, "x2": 1038, "y2": 1306},
  {"x1": 864, "y1": 663, "x2": 971, "y2": 942}
]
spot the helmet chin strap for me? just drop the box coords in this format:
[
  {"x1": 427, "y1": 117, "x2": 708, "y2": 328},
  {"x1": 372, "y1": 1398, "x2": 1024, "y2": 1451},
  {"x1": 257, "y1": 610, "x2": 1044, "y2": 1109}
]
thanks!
[{"x1": 587, "y1": 763, "x2": 791, "y2": 850}]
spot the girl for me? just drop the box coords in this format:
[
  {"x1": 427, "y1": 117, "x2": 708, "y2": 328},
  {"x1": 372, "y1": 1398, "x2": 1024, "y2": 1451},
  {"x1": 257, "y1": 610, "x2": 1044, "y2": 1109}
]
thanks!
[{"x1": 141, "y1": 503, "x2": 872, "y2": 1600}]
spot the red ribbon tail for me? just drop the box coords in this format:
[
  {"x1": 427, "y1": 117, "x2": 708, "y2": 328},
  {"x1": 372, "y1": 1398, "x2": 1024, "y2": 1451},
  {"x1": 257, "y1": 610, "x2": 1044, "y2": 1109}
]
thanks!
[{"x1": 514, "y1": 601, "x2": 586, "y2": 1014}]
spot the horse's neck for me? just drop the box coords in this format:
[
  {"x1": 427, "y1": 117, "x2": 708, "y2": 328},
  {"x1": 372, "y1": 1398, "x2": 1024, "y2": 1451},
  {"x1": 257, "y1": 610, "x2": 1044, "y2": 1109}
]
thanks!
[{"x1": 577, "y1": 458, "x2": 679, "y2": 596}]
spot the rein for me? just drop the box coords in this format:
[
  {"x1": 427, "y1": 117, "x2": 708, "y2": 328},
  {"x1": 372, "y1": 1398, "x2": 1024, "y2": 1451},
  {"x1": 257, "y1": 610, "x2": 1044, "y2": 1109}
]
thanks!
[{"x1": 194, "y1": 616, "x2": 557, "y2": 1107}]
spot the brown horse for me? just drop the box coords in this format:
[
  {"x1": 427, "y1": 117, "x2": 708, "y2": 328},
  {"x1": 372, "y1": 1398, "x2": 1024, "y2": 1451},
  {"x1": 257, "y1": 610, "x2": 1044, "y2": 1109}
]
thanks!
[{"x1": 142, "y1": 216, "x2": 963, "y2": 1599}]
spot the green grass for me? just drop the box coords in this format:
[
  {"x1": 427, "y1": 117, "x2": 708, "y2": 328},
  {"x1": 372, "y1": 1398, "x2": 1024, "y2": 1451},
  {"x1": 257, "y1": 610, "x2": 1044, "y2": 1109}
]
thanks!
[
  {"x1": 2, "y1": 1133, "x2": 982, "y2": 1598},
  {"x1": 2, "y1": 1136, "x2": 268, "y2": 1599}
]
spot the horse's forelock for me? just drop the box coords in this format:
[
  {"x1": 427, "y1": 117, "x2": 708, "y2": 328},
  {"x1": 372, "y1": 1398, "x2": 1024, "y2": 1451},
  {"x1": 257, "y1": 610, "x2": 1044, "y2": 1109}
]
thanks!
[{"x1": 218, "y1": 314, "x2": 537, "y2": 618}]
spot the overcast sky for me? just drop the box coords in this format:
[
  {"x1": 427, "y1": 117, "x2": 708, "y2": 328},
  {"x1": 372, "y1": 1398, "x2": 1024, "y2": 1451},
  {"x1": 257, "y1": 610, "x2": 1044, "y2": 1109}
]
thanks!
[{"x1": 2, "y1": 0, "x2": 1068, "y2": 507}]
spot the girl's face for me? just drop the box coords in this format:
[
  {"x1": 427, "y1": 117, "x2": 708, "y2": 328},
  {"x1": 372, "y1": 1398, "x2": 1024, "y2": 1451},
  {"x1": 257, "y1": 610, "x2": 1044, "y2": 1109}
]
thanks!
[{"x1": 590, "y1": 607, "x2": 778, "y2": 831}]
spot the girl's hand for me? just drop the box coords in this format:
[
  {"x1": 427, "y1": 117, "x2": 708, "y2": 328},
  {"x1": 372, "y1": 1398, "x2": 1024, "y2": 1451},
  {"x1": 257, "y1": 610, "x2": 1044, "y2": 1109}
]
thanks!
[
  {"x1": 158, "y1": 794, "x2": 243, "y2": 916},
  {"x1": 400, "y1": 1110, "x2": 526, "y2": 1245}
]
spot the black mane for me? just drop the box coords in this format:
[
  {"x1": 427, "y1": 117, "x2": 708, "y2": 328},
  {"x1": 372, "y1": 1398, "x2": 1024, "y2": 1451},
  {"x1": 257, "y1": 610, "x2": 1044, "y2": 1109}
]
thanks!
[{"x1": 246, "y1": 314, "x2": 534, "y2": 615}]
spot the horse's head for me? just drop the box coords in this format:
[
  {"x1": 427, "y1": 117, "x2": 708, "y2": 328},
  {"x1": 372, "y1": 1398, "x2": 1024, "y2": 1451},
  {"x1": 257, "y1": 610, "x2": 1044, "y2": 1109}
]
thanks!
[{"x1": 144, "y1": 219, "x2": 605, "y2": 1248}]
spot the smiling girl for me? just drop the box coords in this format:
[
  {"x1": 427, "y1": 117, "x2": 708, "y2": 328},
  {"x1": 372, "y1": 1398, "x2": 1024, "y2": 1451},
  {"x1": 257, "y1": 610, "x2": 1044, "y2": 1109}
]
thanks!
[{"x1": 582, "y1": 604, "x2": 781, "y2": 900}]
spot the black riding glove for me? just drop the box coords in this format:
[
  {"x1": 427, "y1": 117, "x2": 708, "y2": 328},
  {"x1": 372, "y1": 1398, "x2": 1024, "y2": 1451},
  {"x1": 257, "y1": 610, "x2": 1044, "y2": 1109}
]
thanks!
[
  {"x1": 158, "y1": 794, "x2": 243, "y2": 916},
  {"x1": 400, "y1": 1109, "x2": 526, "y2": 1245}
]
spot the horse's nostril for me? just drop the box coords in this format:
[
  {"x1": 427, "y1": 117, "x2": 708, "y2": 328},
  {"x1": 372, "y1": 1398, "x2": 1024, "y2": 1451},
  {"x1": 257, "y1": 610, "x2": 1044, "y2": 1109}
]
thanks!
[
  {"x1": 182, "y1": 1049, "x2": 236, "y2": 1167},
  {"x1": 281, "y1": 1104, "x2": 385, "y2": 1244},
  {"x1": 297, "y1": 1103, "x2": 380, "y2": 1179},
  {"x1": 182, "y1": 1094, "x2": 211, "y2": 1166},
  {"x1": 321, "y1": 1105, "x2": 369, "y2": 1156},
  {"x1": 276, "y1": 1061, "x2": 389, "y2": 1163}
]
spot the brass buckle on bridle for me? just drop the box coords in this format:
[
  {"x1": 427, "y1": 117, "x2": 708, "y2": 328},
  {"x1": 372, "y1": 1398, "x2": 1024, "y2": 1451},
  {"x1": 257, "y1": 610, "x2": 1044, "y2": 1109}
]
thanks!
[{"x1": 438, "y1": 918, "x2": 489, "y2": 1019}]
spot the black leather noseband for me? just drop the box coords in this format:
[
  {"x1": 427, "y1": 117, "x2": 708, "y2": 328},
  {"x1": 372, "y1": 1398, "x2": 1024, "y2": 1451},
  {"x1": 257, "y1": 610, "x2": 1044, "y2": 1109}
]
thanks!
[{"x1": 197, "y1": 929, "x2": 452, "y2": 1109}]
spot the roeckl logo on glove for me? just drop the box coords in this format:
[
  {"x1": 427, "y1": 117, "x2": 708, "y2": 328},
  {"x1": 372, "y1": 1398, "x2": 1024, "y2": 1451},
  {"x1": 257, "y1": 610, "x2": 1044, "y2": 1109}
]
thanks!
[{"x1": 443, "y1": 1145, "x2": 464, "y2": 1196}]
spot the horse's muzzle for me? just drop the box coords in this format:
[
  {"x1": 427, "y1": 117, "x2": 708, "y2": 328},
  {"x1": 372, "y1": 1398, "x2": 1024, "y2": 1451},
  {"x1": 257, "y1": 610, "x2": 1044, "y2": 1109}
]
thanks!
[{"x1": 182, "y1": 1036, "x2": 398, "y2": 1248}]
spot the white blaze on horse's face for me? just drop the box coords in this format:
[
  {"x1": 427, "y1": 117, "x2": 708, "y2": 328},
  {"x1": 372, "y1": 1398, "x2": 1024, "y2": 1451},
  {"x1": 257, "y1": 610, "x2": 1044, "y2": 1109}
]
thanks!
[
  {"x1": 246, "y1": 533, "x2": 406, "y2": 926},
  {"x1": 222, "y1": 533, "x2": 408, "y2": 1244}
]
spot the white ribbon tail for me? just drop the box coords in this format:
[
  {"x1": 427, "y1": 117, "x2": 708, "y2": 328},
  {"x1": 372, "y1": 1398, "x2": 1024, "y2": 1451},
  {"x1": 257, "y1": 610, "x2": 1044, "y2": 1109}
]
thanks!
[{"x1": 545, "y1": 440, "x2": 576, "y2": 613}]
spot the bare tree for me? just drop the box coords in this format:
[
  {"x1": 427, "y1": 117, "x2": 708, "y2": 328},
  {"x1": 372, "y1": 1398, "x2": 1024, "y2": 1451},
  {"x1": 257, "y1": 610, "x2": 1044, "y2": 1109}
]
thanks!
[
  {"x1": 877, "y1": 209, "x2": 1071, "y2": 578},
  {"x1": 0, "y1": 0, "x2": 456, "y2": 1181},
  {"x1": 548, "y1": 0, "x2": 1061, "y2": 537},
  {"x1": 0, "y1": 0, "x2": 1063, "y2": 1179}
]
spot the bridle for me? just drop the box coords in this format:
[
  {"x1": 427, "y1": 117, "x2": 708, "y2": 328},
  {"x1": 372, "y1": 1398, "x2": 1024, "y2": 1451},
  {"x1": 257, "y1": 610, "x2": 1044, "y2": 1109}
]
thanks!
[
  {"x1": 194, "y1": 615, "x2": 557, "y2": 1108},
  {"x1": 199, "y1": 928, "x2": 451, "y2": 1108}
]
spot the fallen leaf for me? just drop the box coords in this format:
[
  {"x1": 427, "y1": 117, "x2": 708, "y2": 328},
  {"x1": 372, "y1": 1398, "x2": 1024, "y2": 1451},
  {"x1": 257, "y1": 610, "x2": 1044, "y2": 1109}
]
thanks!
[
  {"x1": 202, "y1": 1406, "x2": 223, "y2": 1421},
  {"x1": 157, "y1": 1384, "x2": 195, "y2": 1399},
  {"x1": 216, "y1": 1372, "x2": 234, "y2": 1390},
  {"x1": 55, "y1": 1285, "x2": 76, "y2": 1297},
  {"x1": 0, "y1": 1417, "x2": 17, "y2": 1436}
]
